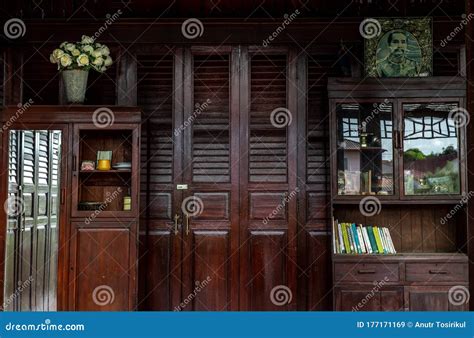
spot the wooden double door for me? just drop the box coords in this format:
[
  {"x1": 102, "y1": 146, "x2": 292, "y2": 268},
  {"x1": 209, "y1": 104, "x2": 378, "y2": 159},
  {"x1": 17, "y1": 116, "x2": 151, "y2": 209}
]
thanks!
[{"x1": 139, "y1": 47, "x2": 299, "y2": 310}]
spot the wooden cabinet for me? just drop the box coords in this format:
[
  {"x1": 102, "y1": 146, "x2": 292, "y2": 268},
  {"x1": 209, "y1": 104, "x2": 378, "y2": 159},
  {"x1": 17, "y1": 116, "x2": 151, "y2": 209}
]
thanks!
[
  {"x1": 0, "y1": 106, "x2": 141, "y2": 311},
  {"x1": 328, "y1": 77, "x2": 469, "y2": 312}
]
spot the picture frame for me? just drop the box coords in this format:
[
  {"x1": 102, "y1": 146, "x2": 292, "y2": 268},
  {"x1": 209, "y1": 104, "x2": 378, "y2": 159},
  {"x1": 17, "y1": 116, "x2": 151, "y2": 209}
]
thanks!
[{"x1": 364, "y1": 17, "x2": 432, "y2": 77}]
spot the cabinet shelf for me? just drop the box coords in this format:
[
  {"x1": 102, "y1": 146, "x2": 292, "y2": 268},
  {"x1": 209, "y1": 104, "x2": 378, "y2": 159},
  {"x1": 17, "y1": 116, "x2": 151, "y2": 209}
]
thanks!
[{"x1": 79, "y1": 169, "x2": 132, "y2": 174}]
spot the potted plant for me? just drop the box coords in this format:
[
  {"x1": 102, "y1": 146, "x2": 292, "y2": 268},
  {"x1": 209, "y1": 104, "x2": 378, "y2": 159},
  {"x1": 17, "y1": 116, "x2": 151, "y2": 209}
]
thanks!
[{"x1": 50, "y1": 35, "x2": 113, "y2": 103}]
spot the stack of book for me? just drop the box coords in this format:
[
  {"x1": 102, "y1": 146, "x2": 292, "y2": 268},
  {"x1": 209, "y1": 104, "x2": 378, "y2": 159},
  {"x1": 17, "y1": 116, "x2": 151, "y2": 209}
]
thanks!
[{"x1": 332, "y1": 219, "x2": 397, "y2": 254}]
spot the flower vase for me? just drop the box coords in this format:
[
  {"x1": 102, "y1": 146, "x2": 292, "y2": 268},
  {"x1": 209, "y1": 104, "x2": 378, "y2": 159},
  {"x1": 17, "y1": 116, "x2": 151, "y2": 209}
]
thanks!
[{"x1": 62, "y1": 69, "x2": 89, "y2": 103}]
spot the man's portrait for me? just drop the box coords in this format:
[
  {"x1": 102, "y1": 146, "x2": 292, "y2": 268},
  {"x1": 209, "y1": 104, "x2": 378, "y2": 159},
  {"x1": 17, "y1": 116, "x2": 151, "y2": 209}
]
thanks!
[
  {"x1": 376, "y1": 30, "x2": 421, "y2": 77},
  {"x1": 365, "y1": 18, "x2": 432, "y2": 77}
]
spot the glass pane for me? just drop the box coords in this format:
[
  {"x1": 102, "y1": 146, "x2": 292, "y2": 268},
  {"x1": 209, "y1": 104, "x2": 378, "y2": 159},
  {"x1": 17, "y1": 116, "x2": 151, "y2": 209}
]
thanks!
[
  {"x1": 403, "y1": 103, "x2": 460, "y2": 195},
  {"x1": 336, "y1": 102, "x2": 394, "y2": 195}
]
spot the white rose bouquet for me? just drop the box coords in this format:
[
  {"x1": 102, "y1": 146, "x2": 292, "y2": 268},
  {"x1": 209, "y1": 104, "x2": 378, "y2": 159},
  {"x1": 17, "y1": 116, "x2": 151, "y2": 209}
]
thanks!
[{"x1": 50, "y1": 35, "x2": 113, "y2": 72}]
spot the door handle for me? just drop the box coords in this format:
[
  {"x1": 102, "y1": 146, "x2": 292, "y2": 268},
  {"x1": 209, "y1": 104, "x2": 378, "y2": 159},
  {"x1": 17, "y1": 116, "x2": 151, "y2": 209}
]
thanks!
[
  {"x1": 184, "y1": 214, "x2": 190, "y2": 235},
  {"x1": 174, "y1": 214, "x2": 180, "y2": 235}
]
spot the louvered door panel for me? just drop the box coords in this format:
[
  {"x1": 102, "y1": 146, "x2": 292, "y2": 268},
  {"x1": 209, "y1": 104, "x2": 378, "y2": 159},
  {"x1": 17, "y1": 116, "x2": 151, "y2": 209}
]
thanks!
[
  {"x1": 180, "y1": 49, "x2": 238, "y2": 311},
  {"x1": 301, "y1": 54, "x2": 342, "y2": 311},
  {"x1": 241, "y1": 50, "x2": 297, "y2": 311},
  {"x1": 249, "y1": 54, "x2": 288, "y2": 183},
  {"x1": 3, "y1": 131, "x2": 19, "y2": 310},
  {"x1": 137, "y1": 54, "x2": 176, "y2": 310},
  {"x1": 192, "y1": 55, "x2": 230, "y2": 183}
]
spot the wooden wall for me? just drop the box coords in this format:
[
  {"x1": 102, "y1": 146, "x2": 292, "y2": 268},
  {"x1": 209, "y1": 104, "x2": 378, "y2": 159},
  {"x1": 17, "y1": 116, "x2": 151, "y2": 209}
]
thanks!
[{"x1": 0, "y1": 0, "x2": 470, "y2": 310}]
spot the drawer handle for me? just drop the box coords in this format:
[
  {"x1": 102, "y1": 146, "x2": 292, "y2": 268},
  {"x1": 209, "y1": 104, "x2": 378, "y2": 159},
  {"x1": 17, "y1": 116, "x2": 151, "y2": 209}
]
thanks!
[
  {"x1": 429, "y1": 269, "x2": 448, "y2": 275},
  {"x1": 357, "y1": 269, "x2": 376, "y2": 274}
]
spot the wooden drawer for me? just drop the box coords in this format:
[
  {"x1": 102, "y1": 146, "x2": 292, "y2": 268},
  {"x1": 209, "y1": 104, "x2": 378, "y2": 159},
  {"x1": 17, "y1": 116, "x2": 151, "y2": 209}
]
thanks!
[
  {"x1": 405, "y1": 263, "x2": 468, "y2": 283},
  {"x1": 334, "y1": 263, "x2": 399, "y2": 283}
]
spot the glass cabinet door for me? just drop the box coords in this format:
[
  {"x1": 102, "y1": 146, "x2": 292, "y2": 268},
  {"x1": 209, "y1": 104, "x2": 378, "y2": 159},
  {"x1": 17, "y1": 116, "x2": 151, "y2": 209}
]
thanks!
[
  {"x1": 335, "y1": 102, "x2": 394, "y2": 196},
  {"x1": 402, "y1": 102, "x2": 461, "y2": 196}
]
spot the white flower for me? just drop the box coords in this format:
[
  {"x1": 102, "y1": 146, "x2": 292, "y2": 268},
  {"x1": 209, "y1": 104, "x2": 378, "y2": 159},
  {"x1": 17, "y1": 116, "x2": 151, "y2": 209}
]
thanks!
[
  {"x1": 60, "y1": 41, "x2": 68, "y2": 48},
  {"x1": 104, "y1": 56, "x2": 113, "y2": 67},
  {"x1": 50, "y1": 54, "x2": 57, "y2": 64},
  {"x1": 52, "y1": 49, "x2": 64, "y2": 59},
  {"x1": 81, "y1": 35, "x2": 94, "y2": 44},
  {"x1": 100, "y1": 66, "x2": 107, "y2": 72},
  {"x1": 65, "y1": 43, "x2": 76, "y2": 52},
  {"x1": 82, "y1": 45, "x2": 94, "y2": 53},
  {"x1": 77, "y1": 54, "x2": 90, "y2": 66},
  {"x1": 100, "y1": 46, "x2": 110, "y2": 56},
  {"x1": 60, "y1": 54, "x2": 72, "y2": 67},
  {"x1": 92, "y1": 49, "x2": 102, "y2": 58},
  {"x1": 71, "y1": 48, "x2": 81, "y2": 56},
  {"x1": 93, "y1": 57, "x2": 104, "y2": 66}
]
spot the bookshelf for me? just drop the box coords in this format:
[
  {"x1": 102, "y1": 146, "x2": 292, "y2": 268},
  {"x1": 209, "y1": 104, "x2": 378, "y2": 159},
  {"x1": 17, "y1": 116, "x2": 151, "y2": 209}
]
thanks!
[{"x1": 328, "y1": 77, "x2": 469, "y2": 311}]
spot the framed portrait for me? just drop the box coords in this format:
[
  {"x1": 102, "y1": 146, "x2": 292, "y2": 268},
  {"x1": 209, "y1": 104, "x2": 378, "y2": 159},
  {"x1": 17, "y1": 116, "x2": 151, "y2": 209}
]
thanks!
[{"x1": 364, "y1": 17, "x2": 432, "y2": 77}]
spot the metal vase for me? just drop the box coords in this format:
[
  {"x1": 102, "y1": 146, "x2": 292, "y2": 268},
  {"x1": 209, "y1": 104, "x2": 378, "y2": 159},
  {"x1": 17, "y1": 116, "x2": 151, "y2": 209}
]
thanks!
[{"x1": 62, "y1": 69, "x2": 89, "y2": 103}]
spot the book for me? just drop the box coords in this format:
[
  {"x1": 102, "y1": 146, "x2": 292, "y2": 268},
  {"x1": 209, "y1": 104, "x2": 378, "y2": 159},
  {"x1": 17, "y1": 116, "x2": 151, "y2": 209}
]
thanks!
[
  {"x1": 367, "y1": 226, "x2": 378, "y2": 253},
  {"x1": 373, "y1": 226, "x2": 384, "y2": 254},
  {"x1": 346, "y1": 224, "x2": 355, "y2": 254},
  {"x1": 357, "y1": 226, "x2": 366, "y2": 253},
  {"x1": 351, "y1": 223, "x2": 361, "y2": 253},
  {"x1": 362, "y1": 226, "x2": 372, "y2": 254},
  {"x1": 332, "y1": 218, "x2": 339, "y2": 254},
  {"x1": 379, "y1": 227, "x2": 388, "y2": 254},
  {"x1": 338, "y1": 222, "x2": 345, "y2": 254},
  {"x1": 385, "y1": 228, "x2": 397, "y2": 254},
  {"x1": 341, "y1": 223, "x2": 351, "y2": 254},
  {"x1": 383, "y1": 228, "x2": 395, "y2": 254}
]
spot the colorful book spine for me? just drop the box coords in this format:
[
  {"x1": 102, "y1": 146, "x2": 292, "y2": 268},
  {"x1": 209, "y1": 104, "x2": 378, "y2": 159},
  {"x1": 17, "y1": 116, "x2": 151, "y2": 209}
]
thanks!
[
  {"x1": 342, "y1": 223, "x2": 351, "y2": 254},
  {"x1": 362, "y1": 226, "x2": 372, "y2": 254},
  {"x1": 379, "y1": 227, "x2": 388, "y2": 254},
  {"x1": 332, "y1": 218, "x2": 338, "y2": 254},
  {"x1": 351, "y1": 223, "x2": 361, "y2": 254},
  {"x1": 367, "y1": 226, "x2": 378, "y2": 253},
  {"x1": 338, "y1": 222, "x2": 345, "y2": 254},
  {"x1": 373, "y1": 226, "x2": 384, "y2": 254},
  {"x1": 389, "y1": 228, "x2": 397, "y2": 254},
  {"x1": 357, "y1": 226, "x2": 366, "y2": 254}
]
